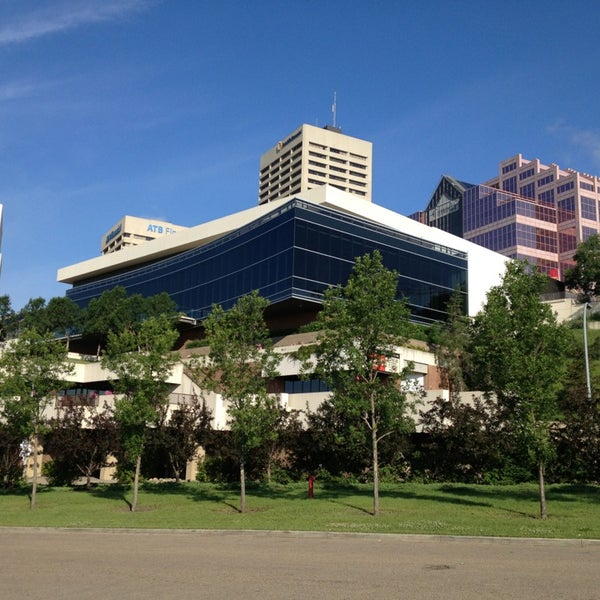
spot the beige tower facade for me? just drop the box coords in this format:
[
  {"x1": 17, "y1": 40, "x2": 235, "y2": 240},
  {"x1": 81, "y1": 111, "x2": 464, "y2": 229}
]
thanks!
[
  {"x1": 258, "y1": 124, "x2": 372, "y2": 205},
  {"x1": 101, "y1": 216, "x2": 186, "y2": 255}
]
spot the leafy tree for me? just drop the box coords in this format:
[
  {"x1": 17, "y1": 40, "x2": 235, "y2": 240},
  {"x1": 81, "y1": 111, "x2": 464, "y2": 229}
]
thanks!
[
  {"x1": 565, "y1": 234, "x2": 600, "y2": 302},
  {"x1": 84, "y1": 287, "x2": 178, "y2": 356},
  {"x1": 151, "y1": 397, "x2": 212, "y2": 481},
  {"x1": 257, "y1": 405, "x2": 303, "y2": 484},
  {"x1": 17, "y1": 297, "x2": 47, "y2": 333},
  {"x1": 298, "y1": 251, "x2": 415, "y2": 515},
  {"x1": 191, "y1": 291, "x2": 279, "y2": 513},
  {"x1": 418, "y1": 394, "x2": 516, "y2": 483},
  {"x1": 44, "y1": 297, "x2": 82, "y2": 350},
  {"x1": 45, "y1": 403, "x2": 119, "y2": 488},
  {"x1": 0, "y1": 328, "x2": 73, "y2": 507},
  {"x1": 0, "y1": 295, "x2": 16, "y2": 341},
  {"x1": 471, "y1": 261, "x2": 571, "y2": 518},
  {"x1": 428, "y1": 288, "x2": 473, "y2": 394},
  {"x1": 301, "y1": 398, "x2": 372, "y2": 478},
  {"x1": 554, "y1": 345, "x2": 600, "y2": 483},
  {"x1": 0, "y1": 405, "x2": 29, "y2": 486},
  {"x1": 101, "y1": 314, "x2": 179, "y2": 511}
]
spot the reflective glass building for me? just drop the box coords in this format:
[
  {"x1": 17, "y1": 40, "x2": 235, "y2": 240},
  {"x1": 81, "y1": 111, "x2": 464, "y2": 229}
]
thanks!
[
  {"x1": 413, "y1": 154, "x2": 600, "y2": 280},
  {"x1": 58, "y1": 187, "x2": 507, "y2": 326}
]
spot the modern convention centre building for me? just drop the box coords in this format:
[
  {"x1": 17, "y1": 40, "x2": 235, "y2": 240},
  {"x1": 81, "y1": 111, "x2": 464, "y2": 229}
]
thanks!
[{"x1": 57, "y1": 185, "x2": 507, "y2": 330}]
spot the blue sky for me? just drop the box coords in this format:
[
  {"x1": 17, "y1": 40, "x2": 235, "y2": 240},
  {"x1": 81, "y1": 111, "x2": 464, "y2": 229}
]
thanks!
[{"x1": 2, "y1": 0, "x2": 600, "y2": 310}]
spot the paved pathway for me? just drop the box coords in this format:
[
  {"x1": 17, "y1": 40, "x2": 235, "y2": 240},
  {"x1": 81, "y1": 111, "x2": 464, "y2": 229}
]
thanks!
[{"x1": 2, "y1": 528, "x2": 599, "y2": 599}]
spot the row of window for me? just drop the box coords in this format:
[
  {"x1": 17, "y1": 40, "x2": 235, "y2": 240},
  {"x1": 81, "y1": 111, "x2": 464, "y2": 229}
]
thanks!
[
  {"x1": 581, "y1": 196, "x2": 597, "y2": 221},
  {"x1": 306, "y1": 144, "x2": 368, "y2": 164},
  {"x1": 70, "y1": 201, "x2": 467, "y2": 325},
  {"x1": 538, "y1": 174, "x2": 554, "y2": 187},
  {"x1": 512, "y1": 254, "x2": 559, "y2": 277},
  {"x1": 284, "y1": 379, "x2": 330, "y2": 394},
  {"x1": 468, "y1": 223, "x2": 557, "y2": 254},
  {"x1": 520, "y1": 182, "x2": 535, "y2": 199},
  {"x1": 538, "y1": 190, "x2": 555, "y2": 204},
  {"x1": 557, "y1": 181, "x2": 575, "y2": 194}
]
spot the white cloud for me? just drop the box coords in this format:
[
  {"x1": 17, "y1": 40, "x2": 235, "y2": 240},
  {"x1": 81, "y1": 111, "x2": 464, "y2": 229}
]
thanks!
[
  {"x1": 0, "y1": 80, "x2": 40, "y2": 102},
  {"x1": 0, "y1": 0, "x2": 154, "y2": 46},
  {"x1": 547, "y1": 122, "x2": 600, "y2": 170}
]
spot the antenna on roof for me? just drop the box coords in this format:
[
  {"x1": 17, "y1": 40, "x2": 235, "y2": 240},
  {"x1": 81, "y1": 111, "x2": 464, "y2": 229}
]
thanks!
[{"x1": 331, "y1": 92, "x2": 337, "y2": 128}]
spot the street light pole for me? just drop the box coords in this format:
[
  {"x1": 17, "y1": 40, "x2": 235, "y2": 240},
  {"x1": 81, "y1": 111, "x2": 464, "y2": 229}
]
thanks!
[{"x1": 583, "y1": 303, "x2": 592, "y2": 402}]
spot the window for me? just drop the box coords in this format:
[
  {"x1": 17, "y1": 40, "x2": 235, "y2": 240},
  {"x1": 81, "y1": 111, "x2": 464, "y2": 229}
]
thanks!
[
  {"x1": 580, "y1": 181, "x2": 595, "y2": 191},
  {"x1": 503, "y1": 176, "x2": 517, "y2": 194},
  {"x1": 557, "y1": 181, "x2": 574, "y2": 194},
  {"x1": 559, "y1": 231, "x2": 577, "y2": 253},
  {"x1": 502, "y1": 162, "x2": 517, "y2": 174},
  {"x1": 581, "y1": 196, "x2": 597, "y2": 220},
  {"x1": 519, "y1": 167, "x2": 535, "y2": 180},
  {"x1": 538, "y1": 174, "x2": 554, "y2": 187},
  {"x1": 558, "y1": 196, "x2": 575, "y2": 222},
  {"x1": 538, "y1": 190, "x2": 555, "y2": 205},
  {"x1": 520, "y1": 183, "x2": 535, "y2": 199},
  {"x1": 284, "y1": 379, "x2": 330, "y2": 394}
]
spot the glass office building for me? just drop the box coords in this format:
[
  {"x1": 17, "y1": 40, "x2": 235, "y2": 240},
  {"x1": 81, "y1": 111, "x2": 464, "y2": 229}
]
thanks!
[
  {"x1": 410, "y1": 176, "x2": 473, "y2": 238},
  {"x1": 66, "y1": 198, "x2": 468, "y2": 325},
  {"x1": 463, "y1": 184, "x2": 559, "y2": 277},
  {"x1": 415, "y1": 154, "x2": 600, "y2": 280}
]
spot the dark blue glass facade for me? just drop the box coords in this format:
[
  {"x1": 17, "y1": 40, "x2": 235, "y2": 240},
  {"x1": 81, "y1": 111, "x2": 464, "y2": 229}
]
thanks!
[{"x1": 67, "y1": 199, "x2": 468, "y2": 324}]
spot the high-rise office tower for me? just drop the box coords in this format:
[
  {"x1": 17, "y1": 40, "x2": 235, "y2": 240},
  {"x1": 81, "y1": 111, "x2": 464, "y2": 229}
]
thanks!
[
  {"x1": 414, "y1": 154, "x2": 600, "y2": 280},
  {"x1": 258, "y1": 124, "x2": 372, "y2": 205}
]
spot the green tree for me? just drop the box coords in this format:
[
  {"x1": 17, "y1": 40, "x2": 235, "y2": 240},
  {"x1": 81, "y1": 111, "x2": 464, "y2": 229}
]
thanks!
[
  {"x1": 298, "y1": 251, "x2": 415, "y2": 515},
  {"x1": 101, "y1": 314, "x2": 179, "y2": 512},
  {"x1": 151, "y1": 397, "x2": 212, "y2": 482},
  {"x1": 45, "y1": 403, "x2": 119, "y2": 488},
  {"x1": 418, "y1": 393, "x2": 513, "y2": 483},
  {"x1": 84, "y1": 287, "x2": 178, "y2": 357},
  {"x1": 554, "y1": 345, "x2": 600, "y2": 483},
  {"x1": 0, "y1": 295, "x2": 16, "y2": 341},
  {"x1": 191, "y1": 291, "x2": 279, "y2": 513},
  {"x1": 0, "y1": 328, "x2": 73, "y2": 507},
  {"x1": 17, "y1": 297, "x2": 47, "y2": 333},
  {"x1": 565, "y1": 234, "x2": 600, "y2": 302},
  {"x1": 471, "y1": 261, "x2": 570, "y2": 518},
  {"x1": 44, "y1": 296, "x2": 82, "y2": 350},
  {"x1": 428, "y1": 288, "x2": 473, "y2": 394}
]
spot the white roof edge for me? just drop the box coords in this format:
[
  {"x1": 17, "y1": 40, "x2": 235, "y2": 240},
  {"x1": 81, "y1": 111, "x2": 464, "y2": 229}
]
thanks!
[
  {"x1": 57, "y1": 186, "x2": 508, "y2": 317},
  {"x1": 58, "y1": 196, "x2": 297, "y2": 284}
]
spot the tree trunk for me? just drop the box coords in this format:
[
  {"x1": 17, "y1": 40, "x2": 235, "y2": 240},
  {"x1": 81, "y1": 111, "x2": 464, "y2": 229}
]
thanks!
[
  {"x1": 30, "y1": 436, "x2": 38, "y2": 510},
  {"x1": 371, "y1": 394, "x2": 379, "y2": 516},
  {"x1": 131, "y1": 454, "x2": 142, "y2": 512},
  {"x1": 240, "y1": 458, "x2": 246, "y2": 513},
  {"x1": 266, "y1": 454, "x2": 272, "y2": 485},
  {"x1": 538, "y1": 462, "x2": 547, "y2": 520}
]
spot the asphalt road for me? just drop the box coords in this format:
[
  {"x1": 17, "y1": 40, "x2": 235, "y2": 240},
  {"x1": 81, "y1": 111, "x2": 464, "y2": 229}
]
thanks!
[{"x1": 2, "y1": 528, "x2": 599, "y2": 599}]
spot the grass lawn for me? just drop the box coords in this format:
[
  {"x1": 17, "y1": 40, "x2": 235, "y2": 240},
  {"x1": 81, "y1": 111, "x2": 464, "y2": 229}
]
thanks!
[{"x1": 1, "y1": 481, "x2": 598, "y2": 539}]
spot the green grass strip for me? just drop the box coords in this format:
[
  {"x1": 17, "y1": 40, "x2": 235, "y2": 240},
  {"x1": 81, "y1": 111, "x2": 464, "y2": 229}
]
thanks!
[{"x1": 1, "y1": 481, "x2": 598, "y2": 539}]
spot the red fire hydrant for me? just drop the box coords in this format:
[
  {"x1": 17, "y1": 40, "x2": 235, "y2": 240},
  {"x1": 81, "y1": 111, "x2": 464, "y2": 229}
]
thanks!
[{"x1": 308, "y1": 474, "x2": 315, "y2": 499}]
